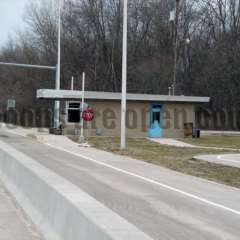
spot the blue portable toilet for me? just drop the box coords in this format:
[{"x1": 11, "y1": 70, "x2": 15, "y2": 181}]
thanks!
[{"x1": 148, "y1": 105, "x2": 163, "y2": 138}]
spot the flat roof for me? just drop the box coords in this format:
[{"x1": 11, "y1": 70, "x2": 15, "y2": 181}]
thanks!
[{"x1": 37, "y1": 89, "x2": 210, "y2": 103}]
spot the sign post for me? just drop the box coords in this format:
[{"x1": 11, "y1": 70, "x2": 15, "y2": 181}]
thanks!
[
  {"x1": 83, "y1": 107, "x2": 94, "y2": 142},
  {"x1": 79, "y1": 72, "x2": 85, "y2": 143}
]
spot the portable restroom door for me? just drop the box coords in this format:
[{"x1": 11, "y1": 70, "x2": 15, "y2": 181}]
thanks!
[{"x1": 148, "y1": 105, "x2": 163, "y2": 138}]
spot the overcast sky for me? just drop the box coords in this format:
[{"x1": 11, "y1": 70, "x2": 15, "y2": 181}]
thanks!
[{"x1": 0, "y1": 0, "x2": 29, "y2": 47}]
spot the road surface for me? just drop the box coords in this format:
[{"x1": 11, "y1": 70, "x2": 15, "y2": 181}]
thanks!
[{"x1": 0, "y1": 130, "x2": 240, "y2": 240}]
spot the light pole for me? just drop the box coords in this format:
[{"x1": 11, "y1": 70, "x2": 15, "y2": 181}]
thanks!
[
  {"x1": 172, "y1": 0, "x2": 180, "y2": 96},
  {"x1": 54, "y1": 0, "x2": 62, "y2": 128},
  {"x1": 120, "y1": 0, "x2": 128, "y2": 150}
]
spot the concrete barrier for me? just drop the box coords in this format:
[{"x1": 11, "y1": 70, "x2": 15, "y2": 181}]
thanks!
[{"x1": 0, "y1": 140, "x2": 152, "y2": 240}]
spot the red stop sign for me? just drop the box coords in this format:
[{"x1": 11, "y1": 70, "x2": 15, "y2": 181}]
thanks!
[{"x1": 82, "y1": 107, "x2": 94, "y2": 122}]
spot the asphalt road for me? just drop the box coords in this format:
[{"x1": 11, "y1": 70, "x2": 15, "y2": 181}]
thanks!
[{"x1": 1, "y1": 130, "x2": 240, "y2": 240}]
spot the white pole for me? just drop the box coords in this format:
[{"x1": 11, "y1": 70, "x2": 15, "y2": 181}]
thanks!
[
  {"x1": 54, "y1": 0, "x2": 62, "y2": 128},
  {"x1": 71, "y1": 76, "x2": 74, "y2": 90},
  {"x1": 172, "y1": 0, "x2": 180, "y2": 96},
  {"x1": 57, "y1": 0, "x2": 61, "y2": 86},
  {"x1": 121, "y1": 0, "x2": 128, "y2": 149},
  {"x1": 80, "y1": 72, "x2": 85, "y2": 142}
]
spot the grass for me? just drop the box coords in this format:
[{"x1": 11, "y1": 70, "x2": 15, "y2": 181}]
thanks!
[
  {"x1": 87, "y1": 137, "x2": 240, "y2": 188},
  {"x1": 180, "y1": 136, "x2": 240, "y2": 149}
]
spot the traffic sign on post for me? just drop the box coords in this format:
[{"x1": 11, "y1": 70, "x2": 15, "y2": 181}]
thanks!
[
  {"x1": 7, "y1": 99, "x2": 16, "y2": 110},
  {"x1": 82, "y1": 107, "x2": 94, "y2": 122}
]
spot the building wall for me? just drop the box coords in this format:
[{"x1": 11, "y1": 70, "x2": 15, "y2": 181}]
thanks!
[
  {"x1": 63, "y1": 100, "x2": 196, "y2": 138},
  {"x1": 88, "y1": 100, "x2": 149, "y2": 138},
  {"x1": 162, "y1": 103, "x2": 195, "y2": 138}
]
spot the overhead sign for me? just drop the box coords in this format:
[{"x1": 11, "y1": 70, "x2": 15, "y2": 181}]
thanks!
[
  {"x1": 82, "y1": 107, "x2": 94, "y2": 122},
  {"x1": 7, "y1": 99, "x2": 16, "y2": 110}
]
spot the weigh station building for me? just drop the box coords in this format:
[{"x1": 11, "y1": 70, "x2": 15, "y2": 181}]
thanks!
[{"x1": 37, "y1": 89, "x2": 210, "y2": 138}]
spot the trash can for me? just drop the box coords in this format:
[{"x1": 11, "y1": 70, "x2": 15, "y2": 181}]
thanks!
[{"x1": 192, "y1": 128, "x2": 200, "y2": 138}]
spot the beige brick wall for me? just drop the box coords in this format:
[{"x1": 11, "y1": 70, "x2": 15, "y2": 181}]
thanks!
[
  {"x1": 63, "y1": 100, "x2": 195, "y2": 138},
  {"x1": 87, "y1": 100, "x2": 149, "y2": 137},
  {"x1": 163, "y1": 103, "x2": 195, "y2": 138}
]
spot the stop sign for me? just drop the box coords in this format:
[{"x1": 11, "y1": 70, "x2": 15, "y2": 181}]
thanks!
[{"x1": 82, "y1": 107, "x2": 94, "y2": 122}]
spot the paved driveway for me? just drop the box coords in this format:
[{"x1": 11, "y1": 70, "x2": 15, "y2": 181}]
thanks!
[{"x1": 194, "y1": 154, "x2": 240, "y2": 168}]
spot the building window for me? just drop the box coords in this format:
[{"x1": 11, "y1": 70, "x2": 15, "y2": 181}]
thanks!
[{"x1": 67, "y1": 102, "x2": 81, "y2": 123}]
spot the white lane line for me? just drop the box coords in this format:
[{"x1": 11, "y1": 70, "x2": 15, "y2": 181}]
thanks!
[{"x1": 45, "y1": 142, "x2": 240, "y2": 217}]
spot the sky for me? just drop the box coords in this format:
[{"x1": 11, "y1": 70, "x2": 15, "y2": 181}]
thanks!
[{"x1": 0, "y1": 0, "x2": 29, "y2": 47}]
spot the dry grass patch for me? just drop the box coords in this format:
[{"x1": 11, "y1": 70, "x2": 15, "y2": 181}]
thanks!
[{"x1": 88, "y1": 137, "x2": 240, "y2": 188}]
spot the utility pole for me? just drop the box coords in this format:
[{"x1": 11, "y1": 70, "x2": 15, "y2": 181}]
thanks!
[
  {"x1": 172, "y1": 0, "x2": 180, "y2": 96},
  {"x1": 54, "y1": 0, "x2": 62, "y2": 129},
  {"x1": 121, "y1": 0, "x2": 128, "y2": 150}
]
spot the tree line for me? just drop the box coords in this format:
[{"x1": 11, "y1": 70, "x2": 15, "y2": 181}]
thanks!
[{"x1": 0, "y1": 0, "x2": 240, "y2": 115}]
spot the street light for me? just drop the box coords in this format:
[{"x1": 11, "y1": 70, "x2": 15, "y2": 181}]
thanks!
[
  {"x1": 172, "y1": 0, "x2": 180, "y2": 96},
  {"x1": 54, "y1": 0, "x2": 62, "y2": 128},
  {"x1": 54, "y1": 0, "x2": 127, "y2": 145},
  {"x1": 120, "y1": 0, "x2": 128, "y2": 150}
]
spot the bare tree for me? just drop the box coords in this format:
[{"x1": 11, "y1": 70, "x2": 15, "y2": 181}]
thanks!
[{"x1": 1, "y1": 0, "x2": 240, "y2": 122}]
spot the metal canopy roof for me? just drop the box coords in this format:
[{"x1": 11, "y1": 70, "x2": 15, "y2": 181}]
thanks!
[{"x1": 37, "y1": 89, "x2": 210, "y2": 103}]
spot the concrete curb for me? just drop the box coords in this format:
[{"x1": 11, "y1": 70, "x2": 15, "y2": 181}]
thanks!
[{"x1": 0, "y1": 140, "x2": 152, "y2": 240}]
